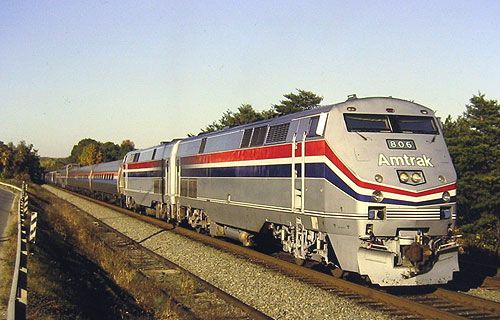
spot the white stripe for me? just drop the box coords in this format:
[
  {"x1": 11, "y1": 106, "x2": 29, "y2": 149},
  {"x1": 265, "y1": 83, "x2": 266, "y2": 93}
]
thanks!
[
  {"x1": 183, "y1": 157, "x2": 292, "y2": 169},
  {"x1": 123, "y1": 189, "x2": 158, "y2": 195}
]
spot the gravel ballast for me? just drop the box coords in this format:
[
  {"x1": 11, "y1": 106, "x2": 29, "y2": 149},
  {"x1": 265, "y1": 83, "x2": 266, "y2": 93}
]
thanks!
[{"x1": 44, "y1": 185, "x2": 393, "y2": 319}]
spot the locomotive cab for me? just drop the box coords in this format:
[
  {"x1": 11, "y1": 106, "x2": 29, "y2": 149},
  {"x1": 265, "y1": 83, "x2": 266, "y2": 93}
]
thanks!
[{"x1": 321, "y1": 97, "x2": 460, "y2": 285}]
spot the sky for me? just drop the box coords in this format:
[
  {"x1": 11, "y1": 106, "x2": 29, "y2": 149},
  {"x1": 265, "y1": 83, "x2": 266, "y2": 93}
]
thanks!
[{"x1": 0, "y1": 1, "x2": 499, "y2": 157}]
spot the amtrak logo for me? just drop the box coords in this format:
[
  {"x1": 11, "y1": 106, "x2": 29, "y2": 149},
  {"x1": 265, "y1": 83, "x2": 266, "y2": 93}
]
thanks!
[{"x1": 378, "y1": 154, "x2": 434, "y2": 167}]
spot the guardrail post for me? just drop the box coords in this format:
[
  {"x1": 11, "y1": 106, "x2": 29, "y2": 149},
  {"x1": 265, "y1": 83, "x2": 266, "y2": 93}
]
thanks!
[{"x1": 29, "y1": 212, "x2": 38, "y2": 244}]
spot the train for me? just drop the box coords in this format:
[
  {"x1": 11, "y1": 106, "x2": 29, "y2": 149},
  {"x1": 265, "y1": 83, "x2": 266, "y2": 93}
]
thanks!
[{"x1": 46, "y1": 96, "x2": 461, "y2": 286}]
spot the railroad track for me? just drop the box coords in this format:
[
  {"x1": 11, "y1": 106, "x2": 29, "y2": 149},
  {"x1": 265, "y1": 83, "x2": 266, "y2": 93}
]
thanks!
[
  {"x1": 481, "y1": 277, "x2": 500, "y2": 291},
  {"x1": 51, "y1": 191, "x2": 271, "y2": 320},
  {"x1": 57, "y1": 187, "x2": 500, "y2": 320}
]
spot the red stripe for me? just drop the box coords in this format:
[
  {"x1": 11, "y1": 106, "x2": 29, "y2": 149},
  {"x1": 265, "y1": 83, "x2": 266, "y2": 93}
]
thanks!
[
  {"x1": 91, "y1": 171, "x2": 118, "y2": 176},
  {"x1": 126, "y1": 160, "x2": 163, "y2": 170},
  {"x1": 182, "y1": 140, "x2": 456, "y2": 197},
  {"x1": 181, "y1": 144, "x2": 292, "y2": 165}
]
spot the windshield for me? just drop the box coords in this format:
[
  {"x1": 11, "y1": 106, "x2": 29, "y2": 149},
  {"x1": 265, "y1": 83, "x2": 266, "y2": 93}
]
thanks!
[
  {"x1": 392, "y1": 116, "x2": 438, "y2": 134},
  {"x1": 344, "y1": 114, "x2": 391, "y2": 132},
  {"x1": 344, "y1": 114, "x2": 439, "y2": 135}
]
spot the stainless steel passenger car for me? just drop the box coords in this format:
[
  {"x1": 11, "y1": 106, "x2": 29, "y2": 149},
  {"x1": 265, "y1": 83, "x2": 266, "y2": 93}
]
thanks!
[{"x1": 53, "y1": 161, "x2": 121, "y2": 198}]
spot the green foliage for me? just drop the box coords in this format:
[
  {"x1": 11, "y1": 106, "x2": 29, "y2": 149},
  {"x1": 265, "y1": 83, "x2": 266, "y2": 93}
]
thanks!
[
  {"x1": 200, "y1": 89, "x2": 323, "y2": 134},
  {"x1": 69, "y1": 139, "x2": 135, "y2": 165},
  {"x1": 443, "y1": 93, "x2": 499, "y2": 254},
  {"x1": 272, "y1": 89, "x2": 323, "y2": 116},
  {"x1": 100, "y1": 142, "x2": 120, "y2": 162},
  {"x1": 79, "y1": 144, "x2": 103, "y2": 166},
  {"x1": 40, "y1": 157, "x2": 69, "y2": 172},
  {"x1": 201, "y1": 104, "x2": 269, "y2": 133},
  {"x1": 0, "y1": 140, "x2": 43, "y2": 182},
  {"x1": 119, "y1": 140, "x2": 135, "y2": 157},
  {"x1": 69, "y1": 138, "x2": 99, "y2": 163}
]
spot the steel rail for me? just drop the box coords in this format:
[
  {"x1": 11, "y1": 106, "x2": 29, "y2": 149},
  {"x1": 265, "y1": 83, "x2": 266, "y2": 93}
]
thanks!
[
  {"x1": 433, "y1": 288, "x2": 500, "y2": 315},
  {"x1": 481, "y1": 276, "x2": 500, "y2": 290},
  {"x1": 56, "y1": 186, "x2": 499, "y2": 320}
]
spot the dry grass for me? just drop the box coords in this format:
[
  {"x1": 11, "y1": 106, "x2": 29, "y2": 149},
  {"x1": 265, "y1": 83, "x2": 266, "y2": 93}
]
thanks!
[
  {"x1": 26, "y1": 185, "x2": 158, "y2": 320},
  {"x1": 27, "y1": 185, "x2": 189, "y2": 319},
  {"x1": 27, "y1": 185, "x2": 250, "y2": 319}
]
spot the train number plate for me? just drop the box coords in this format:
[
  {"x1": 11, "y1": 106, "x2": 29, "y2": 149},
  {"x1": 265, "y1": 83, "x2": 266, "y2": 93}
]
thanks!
[{"x1": 386, "y1": 139, "x2": 416, "y2": 150}]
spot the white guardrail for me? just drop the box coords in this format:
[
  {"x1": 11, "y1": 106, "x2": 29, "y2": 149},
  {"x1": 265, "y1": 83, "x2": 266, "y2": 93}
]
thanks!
[{"x1": 1, "y1": 181, "x2": 36, "y2": 320}]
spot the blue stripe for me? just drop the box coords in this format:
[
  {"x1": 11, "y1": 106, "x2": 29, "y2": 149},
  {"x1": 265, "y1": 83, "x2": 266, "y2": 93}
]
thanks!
[
  {"x1": 183, "y1": 164, "x2": 291, "y2": 178},
  {"x1": 182, "y1": 163, "x2": 454, "y2": 206}
]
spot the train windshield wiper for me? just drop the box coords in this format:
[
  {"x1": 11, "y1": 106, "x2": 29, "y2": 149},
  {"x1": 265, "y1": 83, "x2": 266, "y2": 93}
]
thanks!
[{"x1": 354, "y1": 131, "x2": 368, "y2": 141}]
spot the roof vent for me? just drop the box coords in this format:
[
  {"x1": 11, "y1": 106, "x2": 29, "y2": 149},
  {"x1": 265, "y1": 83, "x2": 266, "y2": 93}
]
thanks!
[{"x1": 347, "y1": 94, "x2": 357, "y2": 100}]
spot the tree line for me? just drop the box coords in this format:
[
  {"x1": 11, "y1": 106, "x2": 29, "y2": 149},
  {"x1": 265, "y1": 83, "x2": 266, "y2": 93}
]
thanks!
[
  {"x1": 200, "y1": 89, "x2": 323, "y2": 133},
  {"x1": 40, "y1": 139, "x2": 136, "y2": 171}
]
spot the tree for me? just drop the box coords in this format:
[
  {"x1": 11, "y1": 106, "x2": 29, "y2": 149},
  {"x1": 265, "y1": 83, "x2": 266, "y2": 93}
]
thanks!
[
  {"x1": 79, "y1": 144, "x2": 103, "y2": 166},
  {"x1": 0, "y1": 141, "x2": 13, "y2": 175},
  {"x1": 69, "y1": 138, "x2": 135, "y2": 165},
  {"x1": 101, "y1": 141, "x2": 121, "y2": 162},
  {"x1": 201, "y1": 104, "x2": 270, "y2": 133},
  {"x1": 119, "y1": 140, "x2": 135, "y2": 158},
  {"x1": 443, "y1": 93, "x2": 499, "y2": 254},
  {"x1": 198, "y1": 89, "x2": 324, "y2": 134},
  {"x1": 272, "y1": 89, "x2": 323, "y2": 116},
  {"x1": 69, "y1": 138, "x2": 99, "y2": 163},
  {"x1": 0, "y1": 141, "x2": 43, "y2": 182}
]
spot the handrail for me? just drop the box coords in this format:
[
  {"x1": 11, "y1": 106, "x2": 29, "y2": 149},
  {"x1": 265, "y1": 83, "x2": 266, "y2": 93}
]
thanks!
[
  {"x1": 2, "y1": 181, "x2": 27, "y2": 320},
  {"x1": 0, "y1": 181, "x2": 22, "y2": 192}
]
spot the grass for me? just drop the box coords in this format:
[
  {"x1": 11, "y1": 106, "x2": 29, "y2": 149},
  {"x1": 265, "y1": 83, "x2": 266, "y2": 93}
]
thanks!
[{"x1": 26, "y1": 185, "x2": 158, "y2": 320}]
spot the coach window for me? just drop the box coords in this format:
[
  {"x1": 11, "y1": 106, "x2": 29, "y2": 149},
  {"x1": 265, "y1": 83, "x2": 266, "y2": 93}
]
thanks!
[{"x1": 133, "y1": 153, "x2": 140, "y2": 162}]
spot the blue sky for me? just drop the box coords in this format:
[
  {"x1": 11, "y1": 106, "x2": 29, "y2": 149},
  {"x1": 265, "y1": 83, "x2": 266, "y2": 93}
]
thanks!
[{"x1": 1, "y1": 1, "x2": 498, "y2": 157}]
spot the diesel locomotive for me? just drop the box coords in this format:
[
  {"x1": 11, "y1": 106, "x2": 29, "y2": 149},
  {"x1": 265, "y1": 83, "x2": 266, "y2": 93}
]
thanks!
[{"x1": 46, "y1": 96, "x2": 460, "y2": 286}]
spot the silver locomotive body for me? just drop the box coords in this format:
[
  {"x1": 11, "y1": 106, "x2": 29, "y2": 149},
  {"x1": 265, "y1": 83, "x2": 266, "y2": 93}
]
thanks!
[
  {"x1": 171, "y1": 97, "x2": 459, "y2": 286},
  {"x1": 50, "y1": 96, "x2": 460, "y2": 286}
]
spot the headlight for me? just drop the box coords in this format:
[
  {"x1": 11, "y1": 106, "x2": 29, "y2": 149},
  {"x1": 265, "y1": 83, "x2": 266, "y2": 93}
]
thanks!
[
  {"x1": 438, "y1": 175, "x2": 446, "y2": 183},
  {"x1": 399, "y1": 172, "x2": 409, "y2": 183},
  {"x1": 372, "y1": 190, "x2": 384, "y2": 202},
  {"x1": 442, "y1": 191, "x2": 451, "y2": 202},
  {"x1": 375, "y1": 174, "x2": 383, "y2": 183},
  {"x1": 411, "y1": 172, "x2": 423, "y2": 183},
  {"x1": 398, "y1": 170, "x2": 426, "y2": 185}
]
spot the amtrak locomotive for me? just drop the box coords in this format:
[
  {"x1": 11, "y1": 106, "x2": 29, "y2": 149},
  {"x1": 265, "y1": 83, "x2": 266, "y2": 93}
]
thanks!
[{"x1": 46, "y1": 96, "x2": 460, "y2": 286}]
